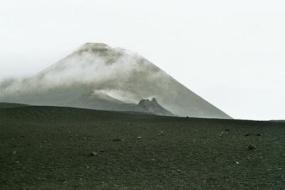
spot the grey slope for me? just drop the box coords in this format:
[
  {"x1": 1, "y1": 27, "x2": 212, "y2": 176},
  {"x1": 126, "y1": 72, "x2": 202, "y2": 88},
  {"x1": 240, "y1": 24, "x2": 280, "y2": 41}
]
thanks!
[{"x1": 0, "y1": 43, "x2": 231, "y2": 118}]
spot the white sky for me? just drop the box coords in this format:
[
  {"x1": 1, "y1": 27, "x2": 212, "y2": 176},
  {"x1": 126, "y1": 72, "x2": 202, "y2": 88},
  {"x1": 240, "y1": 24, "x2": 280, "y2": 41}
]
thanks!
[{"x1": 0, "y1": 0, "x2": 285, "y2": 120}]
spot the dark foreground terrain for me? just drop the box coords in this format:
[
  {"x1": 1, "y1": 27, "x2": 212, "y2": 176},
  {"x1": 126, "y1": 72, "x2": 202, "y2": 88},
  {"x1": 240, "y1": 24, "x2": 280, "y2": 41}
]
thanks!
[{"x1": 0, "y1": 106, "x2": 284, "y2": 189}]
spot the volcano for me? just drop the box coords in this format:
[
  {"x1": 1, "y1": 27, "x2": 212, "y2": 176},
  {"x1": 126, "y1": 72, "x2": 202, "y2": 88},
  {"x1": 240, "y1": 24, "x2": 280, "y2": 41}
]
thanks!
[{"x1": 0, "y1": 43, "x2": 230, "y2": 118}]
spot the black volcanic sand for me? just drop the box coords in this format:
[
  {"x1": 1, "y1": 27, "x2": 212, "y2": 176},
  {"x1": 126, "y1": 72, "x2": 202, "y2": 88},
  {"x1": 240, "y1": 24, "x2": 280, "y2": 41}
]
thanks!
[{"x1": 0, "y1": 106, "x2": 284, "y2": 189}]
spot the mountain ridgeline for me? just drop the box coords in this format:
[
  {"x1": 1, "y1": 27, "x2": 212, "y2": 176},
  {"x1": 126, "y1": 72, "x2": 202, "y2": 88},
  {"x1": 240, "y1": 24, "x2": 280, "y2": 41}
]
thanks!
[{"x1": 0, "y1": 43, "x2": 230, "y2": 118}]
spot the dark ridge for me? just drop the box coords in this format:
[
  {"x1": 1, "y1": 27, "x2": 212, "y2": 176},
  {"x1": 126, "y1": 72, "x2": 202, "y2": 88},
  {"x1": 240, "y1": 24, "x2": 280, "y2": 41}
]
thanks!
[
  {"x1": 0, "y1": 102, "x2": 29, "y2": 109},
  {"x1": 0, "y1": 105, "x2": 281, "y2": 127}
]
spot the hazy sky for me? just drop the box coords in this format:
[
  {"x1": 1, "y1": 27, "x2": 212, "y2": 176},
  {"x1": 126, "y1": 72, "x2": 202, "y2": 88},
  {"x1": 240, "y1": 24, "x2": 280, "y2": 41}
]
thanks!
[{"x1": 0, "y1": 0, "x2": 285, "y2": 120}]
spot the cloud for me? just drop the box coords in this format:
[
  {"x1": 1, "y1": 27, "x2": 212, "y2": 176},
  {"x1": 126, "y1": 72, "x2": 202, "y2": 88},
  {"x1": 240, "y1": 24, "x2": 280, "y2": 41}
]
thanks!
[{"x1": 0, "y1": 44, "x2": 164, "y2": 100}]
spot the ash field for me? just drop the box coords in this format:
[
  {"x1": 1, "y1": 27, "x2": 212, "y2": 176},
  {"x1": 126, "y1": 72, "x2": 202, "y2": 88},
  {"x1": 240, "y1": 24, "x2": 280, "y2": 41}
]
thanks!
[{"x1": 0, "y1": 105, "x2": 285, "y2": 189}]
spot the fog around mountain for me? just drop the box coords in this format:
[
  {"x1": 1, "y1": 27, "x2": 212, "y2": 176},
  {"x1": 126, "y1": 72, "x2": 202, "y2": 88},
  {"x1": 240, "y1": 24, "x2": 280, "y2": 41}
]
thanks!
[{"x1": 0, "y1": 43, "x2": 230, "y2": 118}]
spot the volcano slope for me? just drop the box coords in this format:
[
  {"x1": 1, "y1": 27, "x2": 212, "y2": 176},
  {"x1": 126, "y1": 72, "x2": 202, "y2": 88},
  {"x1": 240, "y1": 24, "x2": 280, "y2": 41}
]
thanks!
[
  {"x1": 0, "y1": 43, "x2": 230, "y2": 119},
  {"x1": 0, "y1": 106, "x2": 284, "y2": 190}
]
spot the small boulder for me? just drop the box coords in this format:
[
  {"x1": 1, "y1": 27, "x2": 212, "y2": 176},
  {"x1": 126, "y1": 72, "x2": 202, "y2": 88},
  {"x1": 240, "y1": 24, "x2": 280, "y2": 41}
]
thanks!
[
  {"x1": 219, "y1": 131, "x2": 225, "y2": 137},
  {"x1": 89, "y1": 152, "x2": 98, "y2": 157},
  {"x1": 247, "y1": 144, "x2": 256, "y2": 151},
  {"x1": 112, "y1": 138, "x2": 122, "y2": 142},
  {"x1": 158, "y1": 130, "x2": 165, "y2": 136}
]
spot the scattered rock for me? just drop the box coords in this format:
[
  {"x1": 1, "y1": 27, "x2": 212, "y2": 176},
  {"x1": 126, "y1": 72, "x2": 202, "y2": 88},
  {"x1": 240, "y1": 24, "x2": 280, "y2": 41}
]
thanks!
[
  {"x1": 225, "y1": 129, "x2": 230, "y2": 132},
  {"x1": 12, "y1": 150, "x2": 17, "y2": 155},
  {"x1": 247, "y1": 144, "x2": 256, "y2": 151},
  {"x1": 245, "y1": 133, "x2": 251, "y2": 137},
  {"x1": 256, "y1": 133, "x2": 262, "y2": 136}
]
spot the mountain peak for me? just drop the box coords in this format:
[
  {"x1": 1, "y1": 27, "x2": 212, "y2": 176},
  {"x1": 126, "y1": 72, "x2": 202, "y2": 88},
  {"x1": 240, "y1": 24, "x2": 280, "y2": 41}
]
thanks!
[{"x1": 77, "y1": 43, "x2": 111, "y2": 53}]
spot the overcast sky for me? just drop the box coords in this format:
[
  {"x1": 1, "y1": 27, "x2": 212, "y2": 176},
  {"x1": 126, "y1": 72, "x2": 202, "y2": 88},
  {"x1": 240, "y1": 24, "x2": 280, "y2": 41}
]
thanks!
[{"x1": 0, "y1": 0, "x2": 284, "y2": 120}]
